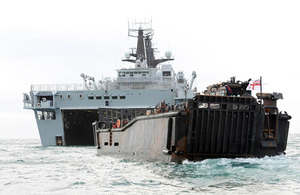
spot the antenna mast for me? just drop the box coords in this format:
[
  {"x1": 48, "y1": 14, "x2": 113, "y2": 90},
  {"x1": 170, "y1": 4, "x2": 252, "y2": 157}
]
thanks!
[{"x1": 123, "y1": 18, "x2": 173, "y2": 68}]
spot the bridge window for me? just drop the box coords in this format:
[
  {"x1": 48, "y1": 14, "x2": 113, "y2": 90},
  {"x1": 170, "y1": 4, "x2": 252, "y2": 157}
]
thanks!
[
  {"x1": 141, "y1": 71, "x2": 149, "y2": 76},
  {"x1": 88, "y1": 96, "x2": 94, "y2": 100},
  {"x1": 112, "y1": 96, "x2": 118, "y2": 99},
  {"x1": 163, "y1": 71, "x2": 171, "y2": 76},
  {"x1": 120, "y1": 96, "x2": 126, "y2": 99},
  {"x1": 104, "y1": 96, "x2": 110, "y2": 99},
  {"x1": 96, "y1": 96, "x2": 102, "y2": 100},
  {"x1": 118, "y1": 72, "x2": 125, "y2": 77}
]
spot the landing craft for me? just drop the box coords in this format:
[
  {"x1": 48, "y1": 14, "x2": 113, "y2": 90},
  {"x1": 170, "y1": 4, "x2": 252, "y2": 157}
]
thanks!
[{"x1": 93, "y1": 77, "x2": 291, "y2": 163}]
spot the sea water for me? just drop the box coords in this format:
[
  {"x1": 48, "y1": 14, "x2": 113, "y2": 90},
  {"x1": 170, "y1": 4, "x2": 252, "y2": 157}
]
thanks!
[{"x1": 1, "y1": 135, "x2": 300, "y2": 194}]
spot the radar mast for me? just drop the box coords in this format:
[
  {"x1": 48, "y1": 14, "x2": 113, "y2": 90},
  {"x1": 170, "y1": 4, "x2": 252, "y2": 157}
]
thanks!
[{"x1": 123, "y1": 19, "x2": 174, "y2": 68}]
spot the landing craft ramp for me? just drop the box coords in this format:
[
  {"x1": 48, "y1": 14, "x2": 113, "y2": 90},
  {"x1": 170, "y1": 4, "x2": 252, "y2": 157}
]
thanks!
[{"x1": 186, "y1": 95, "x2": 261, "y2": 159}]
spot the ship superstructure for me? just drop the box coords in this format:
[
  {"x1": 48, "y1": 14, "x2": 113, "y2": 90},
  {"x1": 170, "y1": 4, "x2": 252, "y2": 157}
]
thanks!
[{"x1": 23, "y1": 22, "x2": 197, "y2": 146}]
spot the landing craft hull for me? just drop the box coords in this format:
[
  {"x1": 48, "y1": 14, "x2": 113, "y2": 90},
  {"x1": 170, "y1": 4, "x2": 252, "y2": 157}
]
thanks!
[
  {"x1": 94, "y1": 95, "x2": 291, "y2": 163},
  {"x1": 95, "y1": 113, "x2": 176, "y2": 163}
]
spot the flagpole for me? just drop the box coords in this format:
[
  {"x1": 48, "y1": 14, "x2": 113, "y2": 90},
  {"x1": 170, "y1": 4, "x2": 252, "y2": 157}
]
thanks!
[{"x1": 260, "y1": 76, "x2": 263, "y2": 108}]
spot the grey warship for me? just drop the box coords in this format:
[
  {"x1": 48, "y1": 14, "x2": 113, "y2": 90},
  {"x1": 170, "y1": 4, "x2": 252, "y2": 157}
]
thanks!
[{"x1": 23, "y1": 22, "x2": 197, "y2": 146}]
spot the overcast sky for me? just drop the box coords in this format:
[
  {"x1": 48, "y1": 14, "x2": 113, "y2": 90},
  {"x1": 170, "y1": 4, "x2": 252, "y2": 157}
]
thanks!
[{"x1": 0, "y1": 0, "x2": 299, "y2": 138}]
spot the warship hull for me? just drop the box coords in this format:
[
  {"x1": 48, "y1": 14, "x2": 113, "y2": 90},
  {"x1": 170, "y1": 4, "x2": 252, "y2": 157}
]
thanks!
[
  {"x1": 26, "y1": 88, "x2": 179, "y2": 146},
  {"x1": 94, "y1": 95, "x2": 291, "y2": 162}
]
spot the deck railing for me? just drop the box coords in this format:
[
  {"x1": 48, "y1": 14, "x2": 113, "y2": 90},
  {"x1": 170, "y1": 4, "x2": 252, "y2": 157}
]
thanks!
[
  {"x1": 30, "y1": 83, "x2": 87, "y2": 92},
  {"x1": 30, "y1": 79, "x2": 178, "y2": 92}
]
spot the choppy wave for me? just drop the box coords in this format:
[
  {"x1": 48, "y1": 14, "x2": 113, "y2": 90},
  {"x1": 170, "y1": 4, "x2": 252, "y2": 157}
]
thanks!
[{"x1": 1, "y1": 135, "x2": 300, "y2": 194}]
